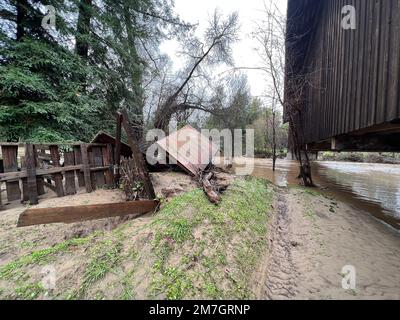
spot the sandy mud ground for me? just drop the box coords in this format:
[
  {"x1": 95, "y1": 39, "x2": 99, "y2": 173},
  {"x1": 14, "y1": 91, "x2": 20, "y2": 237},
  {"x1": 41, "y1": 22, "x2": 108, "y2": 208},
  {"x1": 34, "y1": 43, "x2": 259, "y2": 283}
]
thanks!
[
  {"x1": 0, "y1": 170, "x2": 399, "y2": 300},
  {"x1": 0, "y1": 172, "x2": 196, "y2": 267},
  {"x1": 260, "y1": 187, "x2": 400, "y2": 300}
]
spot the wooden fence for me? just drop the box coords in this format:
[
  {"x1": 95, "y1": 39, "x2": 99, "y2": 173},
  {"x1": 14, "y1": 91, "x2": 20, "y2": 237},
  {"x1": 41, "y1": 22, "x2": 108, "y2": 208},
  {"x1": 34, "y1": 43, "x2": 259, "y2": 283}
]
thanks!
[{"x1": 0, "y1": 143, "x2": 115, "y2": 209}]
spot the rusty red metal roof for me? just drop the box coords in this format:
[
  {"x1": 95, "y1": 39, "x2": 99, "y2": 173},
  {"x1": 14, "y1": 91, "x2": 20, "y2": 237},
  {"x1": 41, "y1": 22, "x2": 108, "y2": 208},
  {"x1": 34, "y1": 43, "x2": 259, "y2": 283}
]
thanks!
[{"x1": 156, "y1": 126, "x2": 219, "y2": 176}]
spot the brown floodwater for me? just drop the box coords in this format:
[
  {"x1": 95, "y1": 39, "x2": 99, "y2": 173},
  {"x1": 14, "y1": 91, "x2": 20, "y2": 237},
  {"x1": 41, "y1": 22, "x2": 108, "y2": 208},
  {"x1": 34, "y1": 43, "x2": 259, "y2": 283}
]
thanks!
[{"x1": 245, "y1": 159, "x2": 400, "y2": 231}]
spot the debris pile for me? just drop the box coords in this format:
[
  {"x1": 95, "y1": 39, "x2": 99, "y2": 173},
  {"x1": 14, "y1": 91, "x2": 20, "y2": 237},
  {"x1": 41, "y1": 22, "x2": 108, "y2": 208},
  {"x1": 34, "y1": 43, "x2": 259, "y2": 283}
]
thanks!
[
  {"x1": 155, "y1": 125, "x2": 233, "y2": 204},
  {"x1": 198, "y1": 167, "x2": 234, "y2": 204}
]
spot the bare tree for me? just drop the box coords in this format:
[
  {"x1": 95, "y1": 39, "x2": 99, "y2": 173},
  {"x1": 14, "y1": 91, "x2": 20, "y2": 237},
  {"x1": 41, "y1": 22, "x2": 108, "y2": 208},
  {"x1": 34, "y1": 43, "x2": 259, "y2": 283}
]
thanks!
[
  {"x1": 153, "y1": 10, "x2": 240, "y2": 132},
  {"x1": 271, "y1": 95, "x2": 277, "y2": 171},
  {"x1": 252, "y1": 0, "x2": 316, "y2": 186}
]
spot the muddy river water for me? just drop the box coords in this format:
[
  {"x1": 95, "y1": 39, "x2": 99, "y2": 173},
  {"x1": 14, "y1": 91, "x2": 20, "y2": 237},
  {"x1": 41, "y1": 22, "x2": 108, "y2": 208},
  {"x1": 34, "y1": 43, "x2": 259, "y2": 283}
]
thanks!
[{"x1": 246, "y1": 159, "x2": 400, "y2": 231}]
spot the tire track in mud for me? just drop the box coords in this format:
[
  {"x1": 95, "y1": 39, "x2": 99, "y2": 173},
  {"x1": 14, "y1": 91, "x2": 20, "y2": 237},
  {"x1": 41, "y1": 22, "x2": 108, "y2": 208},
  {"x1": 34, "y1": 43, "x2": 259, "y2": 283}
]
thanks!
[{"x1": 264, "y1": 193, "x2": 298, "y2": 299}]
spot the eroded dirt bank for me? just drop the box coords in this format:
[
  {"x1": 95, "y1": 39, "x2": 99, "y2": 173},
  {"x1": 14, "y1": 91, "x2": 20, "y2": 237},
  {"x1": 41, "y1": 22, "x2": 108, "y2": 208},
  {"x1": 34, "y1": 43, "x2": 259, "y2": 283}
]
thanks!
[
  {"x1": 0, "y1": 172, "x2": 197, "y2": 268},
  {"x1": 0, "y1": 176, "x2": 272, "y2": 300},
  {"x1": 1, "y1": 172, "x2": 399, "y2": 300},
  {"x1": 262, "y1": 187, "x2": 400, "y2": 300}
]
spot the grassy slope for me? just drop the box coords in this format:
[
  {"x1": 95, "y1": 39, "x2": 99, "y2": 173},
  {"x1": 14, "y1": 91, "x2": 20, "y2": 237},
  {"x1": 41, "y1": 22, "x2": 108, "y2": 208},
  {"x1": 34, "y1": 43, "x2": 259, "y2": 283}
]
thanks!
[{"x1": 0, "y1": 177, "x2": 274, "y2": 300}]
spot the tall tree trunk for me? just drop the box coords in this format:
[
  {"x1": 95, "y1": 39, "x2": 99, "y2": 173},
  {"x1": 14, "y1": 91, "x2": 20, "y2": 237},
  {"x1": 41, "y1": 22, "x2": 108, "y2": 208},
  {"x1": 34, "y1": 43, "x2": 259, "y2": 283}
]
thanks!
[
  {"x1": 272, "y1": 110, "x2": 277, "y2": 172},
  {"x1": 153, "y1": 95, "x2": 179, "y2": 132},
  {"x1": 289, "y1": 114, "x2": 314, "y2": 187},
  {"x1": 16, "y1": 0, "x2": 28, "y2": 41},
  {"x1": 123, "y1": 3, "x2": 144, "y2": 140},
  {"x1": 76, "y1": 0, "x2": 92, "y2": 59}
]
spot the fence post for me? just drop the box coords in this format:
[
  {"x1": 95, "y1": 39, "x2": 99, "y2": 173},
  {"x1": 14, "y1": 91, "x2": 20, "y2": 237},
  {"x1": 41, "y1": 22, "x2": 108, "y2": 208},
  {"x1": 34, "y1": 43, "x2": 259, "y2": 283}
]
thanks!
[
  {"x1": 114, "y1": 112, "x2": 123, "y2": 187},
  {"x1": 49, "y1": 145, "x2": 64, "y2": 197},
  {"x1": 25, "y1": 144, "x2": 38, "y2": 205},
  {"x1": 64, "y1": 151, "x2": 77, "y2": 195},
  {"x1": 103, "y1": 144, "x2": 114, "y2": 187},
  {"x1": 20, "y1": 156, "x2": 29, "y2": 202},
  {"x1": 92, "y1": 146, "x2": 106, "y2": 188},
  {"x1": 0, "y1": 182, "x2": 3, "y2": 210},
  {"x1": 73, "y1": 146, "x2": 85, "y2": 187},
  {"x1": 81, "y1": 144, "x2": 92, "y2": 193},
  {"x1": 34, "y1": 149, "x2": 45, "y2": 196},
  {"x1": 1, "y1": 145, "x2": 21, "y2": 202}
]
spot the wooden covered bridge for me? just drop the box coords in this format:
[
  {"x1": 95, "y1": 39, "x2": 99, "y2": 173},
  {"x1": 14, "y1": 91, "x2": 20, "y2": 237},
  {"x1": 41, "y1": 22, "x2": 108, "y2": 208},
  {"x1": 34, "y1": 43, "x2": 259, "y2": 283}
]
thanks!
[{"x1": 285, "y1": 0, "x2": 400, "y2": 152}]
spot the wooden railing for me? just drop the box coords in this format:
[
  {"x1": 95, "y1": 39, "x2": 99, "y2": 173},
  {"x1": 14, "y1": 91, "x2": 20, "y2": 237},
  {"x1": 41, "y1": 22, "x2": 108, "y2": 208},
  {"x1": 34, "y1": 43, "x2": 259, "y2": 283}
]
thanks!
[{"x1": 0, "y1": 143, "x2": 115, "y2": 209}]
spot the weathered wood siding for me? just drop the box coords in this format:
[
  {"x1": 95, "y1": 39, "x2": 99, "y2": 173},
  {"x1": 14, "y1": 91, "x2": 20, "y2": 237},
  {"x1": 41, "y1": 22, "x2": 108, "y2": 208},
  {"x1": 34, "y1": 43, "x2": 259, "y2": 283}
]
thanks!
[{"x1": 286, "y1": 0, "x2": 400, "y2": 144}]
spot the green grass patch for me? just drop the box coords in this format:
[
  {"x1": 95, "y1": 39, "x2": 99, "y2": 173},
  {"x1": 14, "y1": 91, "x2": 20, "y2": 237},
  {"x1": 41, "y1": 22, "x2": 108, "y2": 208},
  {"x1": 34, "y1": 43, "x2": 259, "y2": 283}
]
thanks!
[
  {"x1": 1, "y1": 176, "x2": 275, "y2": 300},
  {"x1": 148, "y1": 177, "x2": 273, "y2": 300},
  {"x1": 77, "y1": 238, "x2": 123, "y2": 298},
  {"x1": 150, "y1": 267, "x2": 194, "y2": 300},
  {"x1": 0, "y1": 237, "x2": 92, "y2": 280},
  {"x1": 14, "y1": 282, "x2": 45, "y2": 300}
]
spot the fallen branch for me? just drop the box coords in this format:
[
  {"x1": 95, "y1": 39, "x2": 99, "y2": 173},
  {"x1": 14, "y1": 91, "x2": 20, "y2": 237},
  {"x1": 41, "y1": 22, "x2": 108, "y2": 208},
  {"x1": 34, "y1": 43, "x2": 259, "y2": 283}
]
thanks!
[{"x1": 201, "y1": 172, "x2": 221, "y2": 205}]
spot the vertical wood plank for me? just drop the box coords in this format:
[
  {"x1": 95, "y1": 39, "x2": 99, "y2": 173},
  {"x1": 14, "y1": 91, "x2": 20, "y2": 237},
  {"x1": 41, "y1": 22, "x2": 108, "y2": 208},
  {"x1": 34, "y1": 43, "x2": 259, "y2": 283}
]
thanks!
[
  {"x1": 102, "y1": 144, "x2": 114, "y2": 187},
  {"x1": 0, "y1": 182, "x2": 2, "y2": 210},
  {"x1": 73, "y1": 146, "x2": 85, "y2": 188},
  {"x1": 49, "y1": 146, "x2": 64, "y2": 197},
  {"x1": 1, "y1": 145, "x2": 21, "y2": 202},
  {"x1": 64, "y1": 152, "x2": 77, "y2": 195},
  {"x1": 120, "y1": 109, "x2": 156, "y2": 199},
  {"x1": 92, "y1": 146, "x2": 106, "y2": 188},
  {"x1": 20, "y1": 156, "x2": 29, "y2": 202},
  {"x1": 114, "y1": 112, "x2": 123, "y2": 186},
  {"x1": 25, "y1": 144, "x2": 38, "y2": 205},
  {"x1": 34, "y1": 148, "x2": 45, "y2": 196},
  {"x1": 81, "y1": 144, "x2": 92, "y2": 193},
  {"x1": 33, "y1": 145, "x2": 46, "y2": 196},
  {"x1": 88, "y1": 148, "x2": 96, "y2": 190}
]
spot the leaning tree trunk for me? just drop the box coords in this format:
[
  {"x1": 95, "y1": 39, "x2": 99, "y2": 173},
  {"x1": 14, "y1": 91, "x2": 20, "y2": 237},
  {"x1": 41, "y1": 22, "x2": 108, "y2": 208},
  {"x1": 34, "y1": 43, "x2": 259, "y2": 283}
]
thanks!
[
  {"x1": 153, "y1": 95, "x2": 179, "y2": 132},
  {"x1": 288, "y1": 114, "x2": 314, "y2": 187},
  {"x1": 272, "y1": 110, "x2": 277, "y2": 171}
]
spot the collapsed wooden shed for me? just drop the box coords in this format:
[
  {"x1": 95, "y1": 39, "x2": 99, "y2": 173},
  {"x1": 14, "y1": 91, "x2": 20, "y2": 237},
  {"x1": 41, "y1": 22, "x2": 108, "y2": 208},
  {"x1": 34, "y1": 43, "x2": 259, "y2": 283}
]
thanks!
[{"x1": 156, "y1": 126, "x2": 220, "y2": 176}]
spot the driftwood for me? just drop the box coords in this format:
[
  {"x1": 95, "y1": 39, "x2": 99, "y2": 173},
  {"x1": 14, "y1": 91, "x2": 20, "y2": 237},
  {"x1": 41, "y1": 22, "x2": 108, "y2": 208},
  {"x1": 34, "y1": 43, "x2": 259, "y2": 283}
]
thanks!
[
  {"x1": 199, "y1": 167, "x2": 234, "y2": 205},
  {"x1": 201, "y1": 172, "x2": 221, "y2": 205}
]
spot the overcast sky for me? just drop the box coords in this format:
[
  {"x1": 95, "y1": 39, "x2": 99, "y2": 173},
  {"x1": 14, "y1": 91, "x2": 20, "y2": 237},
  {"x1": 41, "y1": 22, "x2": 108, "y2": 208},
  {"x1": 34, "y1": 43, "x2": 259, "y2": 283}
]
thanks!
[{"x1": 160, "y1": 0, "x2": 288, "y2": 98}]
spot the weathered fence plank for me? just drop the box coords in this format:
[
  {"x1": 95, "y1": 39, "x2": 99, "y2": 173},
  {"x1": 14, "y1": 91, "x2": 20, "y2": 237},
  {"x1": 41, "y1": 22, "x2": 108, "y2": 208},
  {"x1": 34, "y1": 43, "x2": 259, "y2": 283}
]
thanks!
[
  {"x1": 1, "y1": 145, "x2": 21, "y2": 202},
  {"x1": 25, "y1": 144, "x2": 38, "y2": 205},
  {"x1": 73, "y1": 146, "x2": 85, "y2": 187},
  {"x1": 114, "y1": 112, "x2": 123, "y2": 186},
  {"x1": 92, "y1": 147, "x2": 106, "y2": 188},
  {"x1": 0, "y1": 165, "x2": 111, "y2": 182},
  {"x1": 20, "y1": 156, "x2": 29, "y2": 202},
  {"x1": 34, "y1": 149, "x2": 45, "y2": 196},
  {"x1": 18, "y1": 200, "x2": 159, "y2": 227},
  {"x1": 0, "y1": 141, "x2": 119, "y2": 206},
  {"x1": 103, "y1": 144, "x2": 114, "y2": 187},
  {"x1": 81, "y1": 144, "x2": 92, "y2": 193},
  {"x1": 49, "y1": 146, "x2": 64, "y2": 197},
  {"x1": 64, "y1": 152, "x2": 77, "y2": 196}
]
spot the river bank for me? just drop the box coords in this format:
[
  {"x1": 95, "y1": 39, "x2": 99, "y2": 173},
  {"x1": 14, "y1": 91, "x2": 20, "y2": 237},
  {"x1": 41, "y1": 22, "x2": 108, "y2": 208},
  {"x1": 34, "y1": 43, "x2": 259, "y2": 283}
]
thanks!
[
  {"x1": 0, "y1": 176, "x2": 273, "y2": 300},
  {"x1": 319, "y1": 152, "x2": 400, "y2": 164},
  {"x1": 262, "y1": 186, "x2": 400, "y2": 299},
  {"x1": 0, "y1": 172, "x2": 399, "y2": 300}
]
